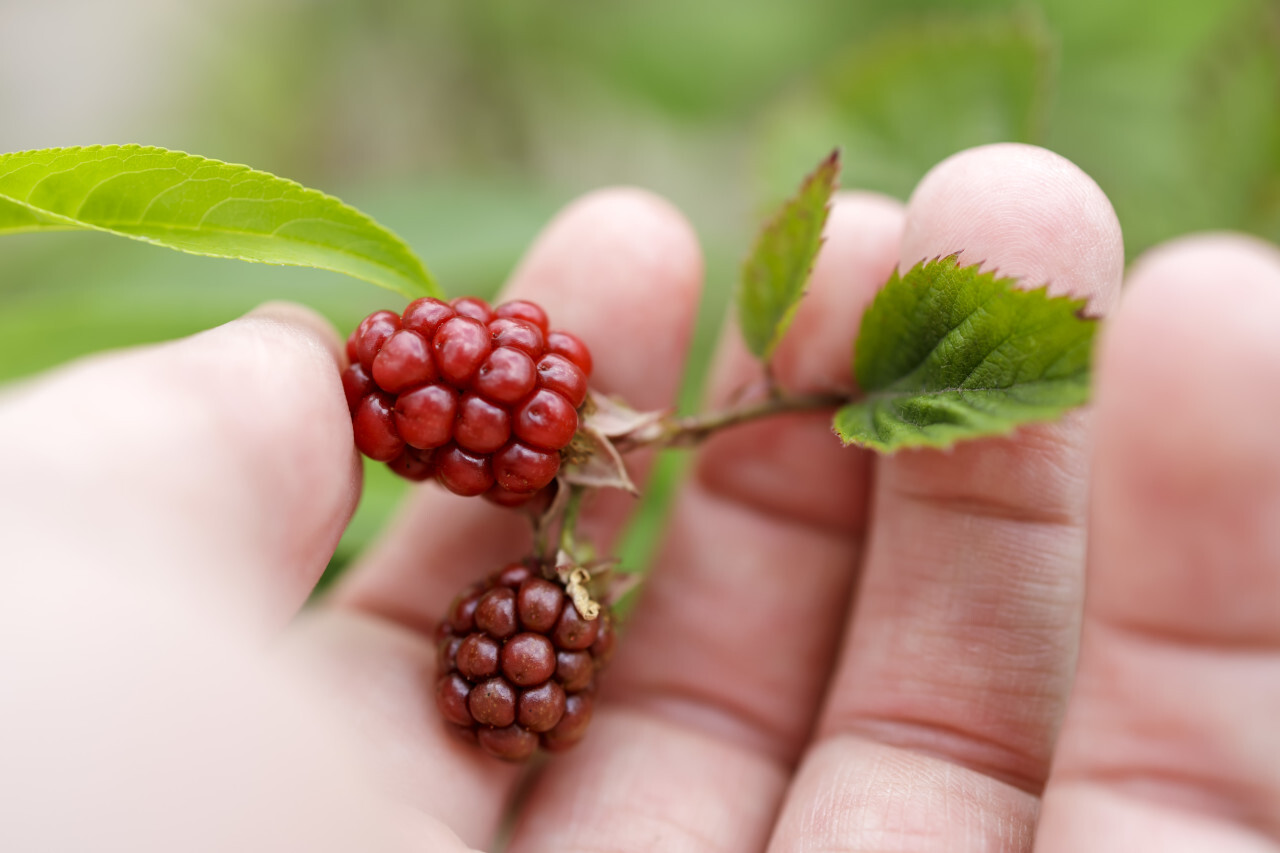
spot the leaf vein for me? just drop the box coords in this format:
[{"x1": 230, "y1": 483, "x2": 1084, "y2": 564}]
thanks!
[
  {"x1": 886, "y1": 290, "x2": 1000, "y2": 390},
  {"x1": 68, "y1": 166, "x2": 183, "y2": 218}
]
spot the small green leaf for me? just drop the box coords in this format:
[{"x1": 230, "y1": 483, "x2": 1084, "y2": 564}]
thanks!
[
  {"x1": 0, "y1": 145, "x2": 439, "y2": 299},
  {"x1": 833, "y1": 255, "x2": 1096, "y2": 452},
  {"x1": 737, "y1": 149, "x2": 839, "y2": 361}
]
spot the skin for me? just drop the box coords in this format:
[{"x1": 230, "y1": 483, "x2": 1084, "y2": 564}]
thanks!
[{"x1": 1, "y1": 143, "x2": 1277, "y2": 852}]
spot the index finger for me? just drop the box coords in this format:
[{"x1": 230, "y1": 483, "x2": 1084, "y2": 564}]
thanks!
[
  {"x1": 505, "y1": 191, "x2": 905, "y2": 852},
  {"x1": 301, "y1": 188, "x2": 703, "y2": 849}
]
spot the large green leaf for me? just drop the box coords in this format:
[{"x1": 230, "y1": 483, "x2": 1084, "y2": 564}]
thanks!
[
  {"x1": 0, "y1": 145, "x2": 439, "y2": 298},
  {"x1": 833, "y1": 255, "x2": 1096, "y2": 452},
  {"x1": 737, "y1": 150, "x2": 839, "y2": 362}
]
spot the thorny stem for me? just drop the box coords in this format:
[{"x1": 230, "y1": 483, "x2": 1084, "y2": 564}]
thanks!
[{"x1": 621, "y1": 389, "x2": 853, "y2": 451}]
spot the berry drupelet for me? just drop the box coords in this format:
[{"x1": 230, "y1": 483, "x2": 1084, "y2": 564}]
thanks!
[
  {"x1": 341, "y1": 297, "x2": 593, "y2": 505},
  {"x1": 436, "y1": 562, "x2": 616, "y2": 760}
]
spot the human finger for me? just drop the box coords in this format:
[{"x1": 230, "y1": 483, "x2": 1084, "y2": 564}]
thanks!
[
  {"x1": 768, "y1": 144, "x2": 1124, "y2": 851},
  {"x1": 0, "y1": 301, "x2": 360, "y2": 630},
  {"x1": 333, "y1": 187, "x2": 703, "y2": 629},
  {"x1": 1035, "y1": 235, "x2": 1280, "y2": 851},
  {"x1": 505, "y1": 192, "x2": 904, "y2": 852},
  {"x1": 0, "y1": 560, "x2": 470, "y2": 853},
  {"x1": 307, "y1": 189, "x2": 703, "y2": 848}
]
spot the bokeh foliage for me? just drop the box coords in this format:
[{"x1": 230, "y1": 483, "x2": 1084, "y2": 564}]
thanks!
[{"x1": 1, "y1": 0, "x2": 1276, "y2": 581}]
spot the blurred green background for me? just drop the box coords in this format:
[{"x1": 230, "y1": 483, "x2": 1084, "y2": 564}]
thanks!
[{"x1": 2, "y1": 0, "x2": 1277, "y2": 582}]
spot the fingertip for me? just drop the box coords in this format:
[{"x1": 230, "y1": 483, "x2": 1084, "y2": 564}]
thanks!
[
  {"x1": 1092, "y1": 232, "x2": 1280, "y2": 643},
  {"x1": 506, "y1": 186, "x2": 704, "y2": 409},
  {"x1": 181, "y1": 306, "x2": 363, "y2": 608},
  {"x1": 332, "y1": 188, "x2": 705, "y2": 630},
  {"x1": 0, "y1": 300, "x2": 363, "y2": 630},
  {"x1": 692, "y1": 190, "x2": 902, "y2": 535},
  {"x1": 551, "y1": 186, "x2": 704, "y2": 282},
  {"x1": 833, "y1": 188, "x2": 908, "y2": 222},
  {"x1": 1099, "y1": 232, "x2": 1280, "y2": 465},
  {"x1": 1125, "y1": 232, "x2": 1280, "y2": 302},
  {"x1": 902, "y1": 143, "x2": 1125, "y2": 313},
  {"x1": 242, "y1": 299, "x2": 345, "y2": 365},
  {"x1": 1040, "y1": 235, "x2": 1280, "y2": 844},
  {"x1": 1105, "y1": 232, "x2": 1280, "y2": 383},
  {"x1": 767, "y1": 190, "x2": 906, "y2": 391}
]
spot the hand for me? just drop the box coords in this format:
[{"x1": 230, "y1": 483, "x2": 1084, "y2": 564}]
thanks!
[{"x1": 1, "y1": 144, "x2": 1277, "y2": 852}]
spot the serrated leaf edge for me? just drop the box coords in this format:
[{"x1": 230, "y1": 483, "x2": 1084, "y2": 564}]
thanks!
[
  {"x1": 737, "y1": 149, "x2": 840, "y2": 362},
  {"x1": 839, "y1": 253, "x2": 1097, "y2": 452}
]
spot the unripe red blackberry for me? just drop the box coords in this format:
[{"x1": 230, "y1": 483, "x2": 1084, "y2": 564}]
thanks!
[
  {"x1": 342, "y1": 297, "x2": 593, "y2": 504},
  {"x1": 435, "y1": 562, "x2": 615, "y2": 761}
]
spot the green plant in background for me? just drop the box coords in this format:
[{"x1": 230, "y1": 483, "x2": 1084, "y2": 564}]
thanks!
[{"x1": 756, "y1": 12, "x2": 1055, "y2": 206}]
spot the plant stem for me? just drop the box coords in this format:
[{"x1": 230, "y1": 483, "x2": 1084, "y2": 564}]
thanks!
[
  {"x1": 625, "y1": 389, "x2": 852, "y2": 450},
  {"x1": 558, "y1": 484, "x2": 586, "y2": 559}
]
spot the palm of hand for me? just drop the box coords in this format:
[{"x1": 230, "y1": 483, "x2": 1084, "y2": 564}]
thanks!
[{"x1": 2, "y1": 144, "x2": 1278, "y2": 853}]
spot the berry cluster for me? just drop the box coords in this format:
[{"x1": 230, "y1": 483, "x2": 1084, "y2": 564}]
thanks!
[
  {"x1": 341, "y1": 297, "x2": 593, "y2": 504},
  {"x1": 436, "y1": 562, "x2": 615, "y2": 761}
]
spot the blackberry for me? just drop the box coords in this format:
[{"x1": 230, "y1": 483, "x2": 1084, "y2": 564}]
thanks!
[
  {"x1": 341, "y1": 297, "x2": 592, "y2": 504},
  {"x1": 435, "y1": 562, "x2": 615, "y2": 761}
]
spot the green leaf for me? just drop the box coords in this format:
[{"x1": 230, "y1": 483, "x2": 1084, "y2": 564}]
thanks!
[
  {"x1": 833, "y1": 255, "x2": 1096, "y2": 452},
  {"x1": 737, "y1": 149, "x2": 839, "y2": 361},
  {"x1": 0, "y1": 145, "x2": 439, "y2": 299}
]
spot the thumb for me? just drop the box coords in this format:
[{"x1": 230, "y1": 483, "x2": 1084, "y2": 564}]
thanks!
[{"x1": 0, "y1": 301, "x2": 361, "y2": 630}]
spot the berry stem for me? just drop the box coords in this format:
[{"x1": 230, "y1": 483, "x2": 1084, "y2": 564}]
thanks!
[
  {"x1": 622, "y1": 389, "x2": 853, "y2": 450},
  {"x1": 558, "y1": 484, "x2": 586, "y2": 560}
]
